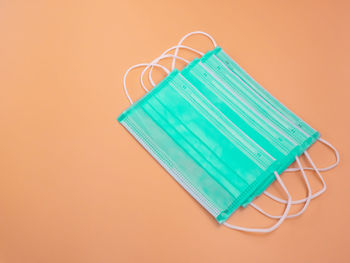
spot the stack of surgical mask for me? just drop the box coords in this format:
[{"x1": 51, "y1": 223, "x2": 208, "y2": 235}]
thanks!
[{"x1": 118, "y1": 31, "x2": 339, "y2": 233}]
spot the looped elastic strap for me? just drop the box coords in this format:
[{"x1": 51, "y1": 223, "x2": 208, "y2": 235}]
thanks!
[
  {"x1": 141, "y1": 54, "x2": 190, "y2": 92},
  {"x1": 223, "y1": 171, "x2": 291, "y2": 233},
  {"x1": 172, "y1": 31, "x2": 217, "y2": 70},
  {"x1": 123, "y1": 63, "x2": 169, "y2": 104},
  {"x1": 285, "y1": 138, "x2": 339, "y2": 172},
  {"x1": 124, "y1": 31, "x2": 217, "y2": 104},
  {"x1": 251, "y1": 155, "x2": 312, "y2": 219},
  {"x1": 264, "y1": 150, "x2": 326, "y2": 205},
  {"x1": 148, "y1": 44, "x2": 204, "y2": 87}
]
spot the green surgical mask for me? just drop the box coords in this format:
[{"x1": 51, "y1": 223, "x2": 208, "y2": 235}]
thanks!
[
  {"x1": 118, "y1": 31, "x2": 339, "y2": 233},
  {"x1": 188, "y1": 50, "x2": 321, "y2": 205},
  {"x1": 119, "y1": 69, "x2": 281, "y2": 223},
  {"x1": 180, "y1": 57, "x2": 309, "y2": 207}
]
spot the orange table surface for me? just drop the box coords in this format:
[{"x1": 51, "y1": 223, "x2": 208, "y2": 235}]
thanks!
[{"x1": 1, "y1": 1, "x2": 349, "y2": 262}]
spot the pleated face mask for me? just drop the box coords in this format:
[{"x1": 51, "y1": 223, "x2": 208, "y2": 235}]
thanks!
[{"x1": 118, "y1": 31, "x2": 339, "y2": 233}]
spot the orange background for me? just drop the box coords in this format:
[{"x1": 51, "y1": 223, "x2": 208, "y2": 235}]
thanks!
[{"x1": 1, "y1": 1, "x2": 350, "y2": 262}]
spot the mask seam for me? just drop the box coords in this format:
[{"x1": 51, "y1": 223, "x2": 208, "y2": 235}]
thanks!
[{"x1": 122, "y1": 116, "x2": 222, "y2": 218}]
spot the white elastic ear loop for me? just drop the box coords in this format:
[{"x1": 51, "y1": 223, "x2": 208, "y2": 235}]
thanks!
[
  {"x1": 123, "y1": 63, "x2": 170, "y2": 104},
  {"x1": 172, "y1": 31, "x2": 217, "y2": 70},
  {"x1": 223, "y1": 171, "x2": 291, "y2": 233},
  {"x1": 140, "y1": 54, "x2": 190, "y2": 92},
  {"x1": 147, "y1": 45, "x2": 204, "y2": 88},
  {"x1": 264, "y1": 151, "x2": 326, "y2": 205},
  {"x1": 250, "y1": 156, "x2": 312, "y2": 219},
  {"x1": 285, "y1": 138, "x2": 339, "y2": 172}
]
